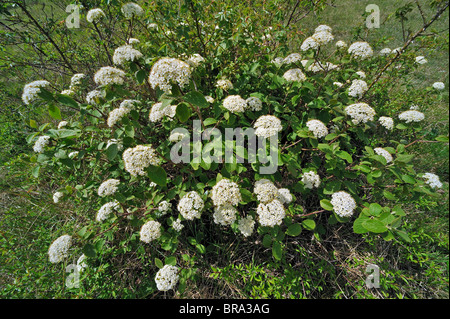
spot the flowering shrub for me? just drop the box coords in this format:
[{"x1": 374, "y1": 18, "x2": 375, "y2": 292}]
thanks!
[{"x1": 22, "y1": 1, "x2": 447, "y2": 295}]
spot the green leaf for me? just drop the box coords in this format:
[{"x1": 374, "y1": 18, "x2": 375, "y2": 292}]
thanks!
[
  {"x1": 286, "y1": 223, "x2": 302, "y2": 236},
  {"x1": 320, "y1": 199, "x2": 333, "y2": 211},
  {"x1": 435, "y1": 135, "x2": 449, "y2": 142},
  {"x1": 203, "y1": 118, "x2": 217, "y2": 126},
  {"x1": 56, "y1": 94, "x2": 78, "y2": 108},
  {"x1": 383, "y1": 190, "x2": 397, "y2": 200},
  {"x1": 184, "y1": 91, "x2": 209, "y2": 109},
  {"x1": 362, "y1": 219, "x2": 388, "y2": 233},
  {"x1": 302, "y1": 219, "x2": 316, "y2": 230},
  {"x1": 164, "y1": 256, "x2": 177, "y2": 266},
  {"x1": 272, "y1": 241, "x2": 282, "y2": 261},
  {"x1": 48, "y1": 104, "x2": 61, "y2": 120},
  {"x1": 147, "y1": 165, "x2": 167, "y2": 187},
  {"x1": 368, "y1": 203, "x2": 382, "y2": 217},
  {"x1": 135, "y1": 69, "x2": 146, "y2": 84},
  {"x1": 82, "y1": 243, "x2": 97, "y2": 258},
  {"x1": 155, "y1": 258, "x2": 164, "y2": 269},
  {"x1": 336, "y1": 150, "x2": 353, "y2": 163},
  {"x1": 401, "y1": 174, "x2": 416, "y2": 184},
  {"x1": 31, "y1": 165, "x2": 40, "y2": 178},
  {"x1": 262, "y1": 234, "x2": 272, "y2": 248},
  {"x1": 37, "y1": 88, "x2": 54, "y2": 102},
  {"x1": 353, "y1": 216, "x2": 369, "y2": 234},
  {"x1": 395, "y1": 230, "x2": 411, "y2": 242},
  {"x1": 106, "y1": 143, "x2": 118, "y2": 161},
  {"x1": 176, "y1": 103, "x2": 191, "y2": 123},
  {"x1": 29, "y1": 119, "x2": 38, "y2": 129}
]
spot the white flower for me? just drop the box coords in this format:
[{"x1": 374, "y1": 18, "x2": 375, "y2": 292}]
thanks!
[
  {"x1": 300, "y1": 36, "x2": 319, "y2": 51},
  {"x1": 205, "y1": 96, "x2": 215, "y2": 103},
  {"x1": 96, "y1": 200, "x2": 120, "y2": 222},
  {"x1": 254, "y1": 115, "x2": 282, "y2": 138},
  {"x1": 216, "y1": 79, "x2": 233, "y2": 90},
  {"x1": 379, "y1": 48, "x2": 392, "y2": 56},
  {"x1": 94, "y1": 66, "x2": 126, "y2": 86},
  {"x1": 345, "y1": 103, "x2": 376, "y2": 125},
  {"x1": 98, "y1": 178, "x2": 120, "y2": 197},
  {"x1": 48, "y1": 235, "x2": 72, "y2": 263},
  {"x1": 53, "y1": 191, "x2": 64, "y2": 203},
  {"x1": 121, "y1": 2, "x2": 144, "y2": 19},
  {"x1": 120, "y1": 99, "x2": 140, "y2": 109},
  {"x1": 335, "y1": 40, "x2": 347, "y2": 48},
  {"x1": 158, "y1": 200, "x2": 172, "y2": 214},
  {"x1": 378, "y1": 116, "x2": 394, "y2": 130},
  {"x1": 315, "y1": 25, "x2": 332, "y2": 33},
  {"x1": 122, "y1": 145, "x2": 160, "y2": 176},
  {"x1": 257, "y1": 200, "x2": 286, "y2": 227},
  {"x1": 177, "y1": 191, "x2": 204, "y2": 220},
  {"x1": 415, "y1": 56, "x2": 427, "y2": 64},
  {"x1": 70, "y1": 73, "x2": 86, "y2": 90},
  {"x1": 254, "y1": 179, "x2": 278, "y2": 204},
  {"x1": 271, "y1": 57, "x2": 285, "y2": 67},
  {"x1": 306, "y1": 119, "x2": 328, "y2": 138},
  {"x1": 140, "y1": 220, "x2": 161, "y2": 243},
  {"x1": 113, "y1": 45, "x2": 143, "y2": 66},
  {"x1": 33, "y1": 135, "x2": 50, "y2": 153},
  {"x1": 128, "y1": 38, "x2": 140, "y2": 44},
  {"x1": 213, "y1": 205, "x2": 238, "y2": 226},
  {"x1": 355, "y1": 71, "x2": 366, "y2": 79},
  {"x1": 302, "y1": 171, "x2": 321, "y2": 189},
  {"x1": 187, "y1": 53, "x2": 205, "y2": 68},
  {"x1": 172, "y1": 218, "x2": 184, "y2": 232},
  {"x1": 107, "y1": 106, "x2": 131, "y2": 127},
  {"x1": 149, "y1": 102, "x2": 176, "y2": 122},
  {"x1": 147, "y1": 23, "x2": 158, "y2": 30},
  {"x1": 238, "y1": 216, "x2": 255, "y2": 237},
  {"x1": 86, "y1": 8, "x2": 105, "y2": 23},
  {"x1": 61, "y1": 89, "x2": 75, "y2": 97},
  {"x1": 211, "y1": 178, "x2": 242, "y2": 207},
  {"x1": 246, "y1": 96, "x2": 263, "y2": 111},
  {"x1": 68, "y1": 151, "x2": 79, "y2": 159},
  {"x1": 148, "y1": 57, "x2": 192, "y2": 93},
  {"x1": 306, "y1": 61, "x2": 338, "y2": 73},
  {"x1": 422, "y1": 173, "x2": 443, "y2": 189},
  {"x1": 333, "y1": 81, "x2": 344, "y2": 88},
  {"x1": 330, "y1": 191, "x2": 356, "y2": 218},
  {"x1": 86, "y1": 89, "x2": 105, "y2": 105},
  {"x1": 277, "y1": 188, "x2": 293, "y2": 205},
  {"x1": 283, "y1": 68, "x2": 306, "y2": 82},
  {"x1": 398, "y1": 110, "x2": 425, "y2": 123},
  {"x1": 223, "y1": 95, "x2": 247, "y2": 113},
  {"x1": 106, "y1": 139, "x2": 123, "y2": 151},
  {"x1": 348, "y1": 79, "x2": 368, "y2": 98},
  {"x1": 348, "y1": 41, "x2": 373, "y2": 59},
  {"x1": 155, "y1": 265, "x2": 179, "y2": 291},
  {"x1": 374, "y1": 147, "x2": 393, "y2": 164},
  {"x1": 311, "y1": 30, "x2": 334, "y2": 45},
  {"x1": 432, "y1": 82, "x2": 445, "y2": 90},
  {"x1": 58, "y1": 121, "x2": 68, "y2": 129},
  {"x1": 22, "y1": 80, "x2": 50, "y2": 105},
  {"x1": 283, "y1": 53, "x2": 302, "y2": 64},
  {"x1": 169, "y1": 131, "x2": 186, "y2": 143}
]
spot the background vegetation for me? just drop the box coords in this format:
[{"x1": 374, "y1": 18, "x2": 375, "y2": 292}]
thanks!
[{"x1": 0, "y1": 0, "x2": 448, "y2": 299}]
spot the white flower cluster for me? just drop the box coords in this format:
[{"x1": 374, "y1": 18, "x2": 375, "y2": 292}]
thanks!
[
  {"x1": 172, "y1": 218, "x2": 184, "y2": 232},
  {"x1": 96, "y1": 200, "x2": 120, "y2": 222},
  {"x1": 306, "y1": 119, "x2": 328, "y2": 138},
  {"x1": 303, "y1": 60, "x2": 338, "y2": 73},
  {"x1": 254, "y1": 115, "x2": 282, "y2": 138},
  {"x1": 58, "y1": 121, "x2": 68, "y2": 129},
  {"x1": 86, "y1": 89, "x2": 105, "y2": 105},
  {"x1": 301, "y1": 25, "x2": 334, "y2": 51},
  {"x1": 330, "y1": 191, "x2": 357, "y2": 218},
  {"x1": 422, "y1": 173, "x2": 443, "y2": 189},
  {"x1": 378, "y1": 116, "x2": 394, "y2": 130},
  {"x1": 155, "y1": 265, "x2": 179, "y2": 291},
  {"x1": 149, "y1": 102, "x2": 177, "y2": 122},
  {"x1": 113, "y1": 45, "x2": 143, "y2": 66},
  {"x1": 211, "y1": 178, "x2": 242, "y2": 207},
  {"x1": 148, "y1": 57, "x2": 192, "y2": 93},
  {"x1": 123, "y1": 145, "x2": 160, "y2": 176},
  {"x1": 355, "y1": 71, "x2": 366, "y2": 79},
  {"x1": 213, "y1": 205, "x2": 238, "y2": 226},
  {"x1": 94, "y1": 66, "x2": 126, "y2": 86},
  {"x1": 238, "y1": 216, "x2": 256, "y2": 237},
  {"x1": 107, "y1": 107, "x2": 131, "y2": 127},
  {"x1": 348, "y1": 79, "x2": 368, "y2": 98},
  {"x1": 398, "y1": 110, "x2": 425, "y2": 123},
  {"x1": 69, "y1": 151, "x2": 79, "y2": 159},
  {"x1": 22, "y1": 80, "x2": 50, "y2": 105},
  {"x1": 223, "y1": 95, "x2": 247, "y2": 113},
  {"x1": 302, "y1": 171, "x2": 321, "y2": 189},
  {"x1": 98, "y1": 178, "x2": 120, "y2": 197},
  {"x1": 246, "y1": 96, "x2": 263, "y2": 111},
  {"x1": 187, "y1": 53, "x2": 205, "y2": 68},
  {"x1": 48, "y1": 235, "x2": 72, "y2": 263},
  {"x1": 33, "y1": 135, "x2": 50, "y2": 153},
  {"x1": 348, "y1": 41, "x2": 374, "y2": 59},
  {"x1": 140, "y1": 220, "x2": 161, "y2": 243},
  {"x1": 169, "y1": 131, "x2": 186, "y2": 142},
  {"x1": 282, "y1": 68, "x2": 306, "y2": 82},
  {"x1": 415, "y1": 56, "x2": 427, "y2": 65},
  {"x1": 335, "y1": 40, "x2": 347, "y2": 48},
  {"x1": 277, "y1": 188, "x2": 293, "y2": 204},
  {"x1": 53, "y1": 191, "x2": 63, "y2": 203},
  {"x1": 121, "y1": 2, "x2": 144, "y2": 19},
  {"x1": 379, "y1": 48, "x2": 392, "y2": 56},
  {"x1": 432, "y1": 82, "x2": 445, "y2": 90},
  {"x1": 158, "y1": 200, "x2": 172, "y2": 215},
  {"x1": 177, "y1": 191, "x2": 204, "y2": 220},
  {"x1": 69, "y1": 73, "x2": 86, "y2": 92},
  {"x1": 257, "y1": 199, "x2": 286, "y2": 227},
  {"x1": 374, "y1": 147, "x2": 393, "y2": 164},
  {"x1": 254, "y1": 179, "x2": 279, "y2": 203},
  {"x1": 254, "y1": 179, "x2": 291, "y2": 227},
  {"x1": 283, "y1": 53, "x2": 302, "y2": 64},
  {"x1": 86, "y1": 8, "x2": 105, "y2": 23},
  {"x1": 345, "y1": 103, "x2": 376, "y2": 125},
  {"x1": 216, "y1": 79, "x2": 233, "y2": 90}
]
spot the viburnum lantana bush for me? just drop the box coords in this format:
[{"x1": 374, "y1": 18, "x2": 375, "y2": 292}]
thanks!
[{"x1": 22, "y1": 1, "x2": 446, "y2": 295}]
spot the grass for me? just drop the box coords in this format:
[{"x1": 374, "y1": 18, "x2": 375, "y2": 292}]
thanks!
[{"x1": 0, "y1": 0, "x2": 449, "y2": 299}]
